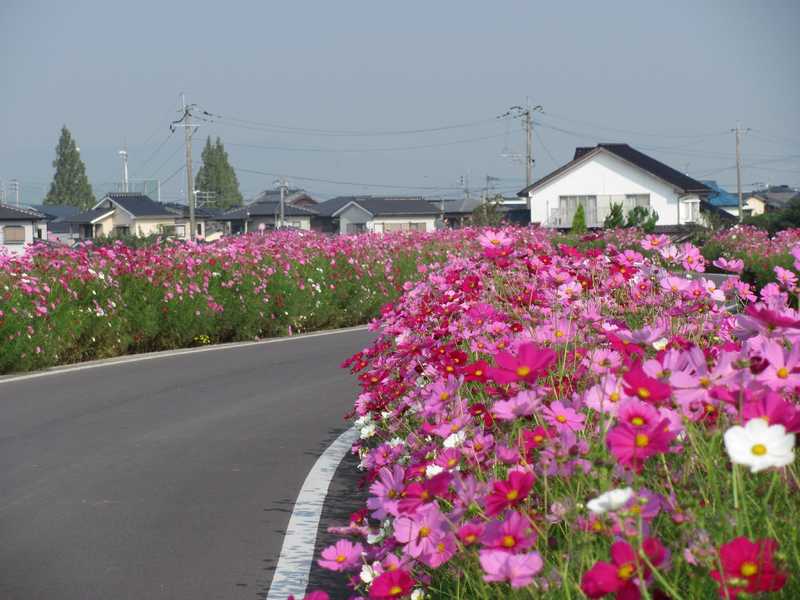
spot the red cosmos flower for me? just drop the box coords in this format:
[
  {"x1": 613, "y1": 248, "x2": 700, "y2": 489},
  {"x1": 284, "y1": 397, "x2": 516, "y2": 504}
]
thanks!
[
  {"x1": 607, "y1": 334, "x2": 645, "y2": 359},
  {"x1": 397, "y1": 472, "x2": 452, "y2": 514},
  {"x1": 369, "y1": 569, "x2": 415, "y2": 599},
  {"x1": 606, "y1": 419, "x2": 675, "y2": 472},
  {"x1": 710, "y1": 537, "x2": 787, "y2": 599},
  {"x1": 487, "y1": 342, "x2": 556, "y2": 385},
  {"x1": 469, "y1": 403, "x2": 495, "y2": 428},
  {"x1": 484, "y1": 470, "x2": 535, "y2": 516},
  {"x1": 460, "y1": 274, "x2": 482, "y2": 293},
  {"x1": 521, "y1": 426, "x2": 554, "y2": 461},
  {"x1": 622, "y1": 365, "x2": 672, "y2": 404},
  {"x1": 462, "y1": 360, "x2": 489, "y2": 382},
  {"x1": 581, "y1": 538, "x2": 667, "y2": 599}
]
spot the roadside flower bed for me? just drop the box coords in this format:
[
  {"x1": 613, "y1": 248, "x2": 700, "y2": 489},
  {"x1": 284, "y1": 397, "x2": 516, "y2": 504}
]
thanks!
[
  {"x1": 701, "y1": 226, "x2": 800, "y2": 295},
  {"x1": 311, "y1": 228, "x2": 799, "y2": 599},
  {"x1": 0, "y1": 230, "x2": 473, "y2": 374}
]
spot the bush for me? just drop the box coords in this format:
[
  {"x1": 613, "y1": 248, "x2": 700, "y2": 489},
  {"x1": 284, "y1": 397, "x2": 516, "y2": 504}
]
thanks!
[
  {"x1": 571, "y1": 204, "x2": 587, "y2": 233},
  {"x1": 603, "y1": 202, "x2": 625, "y2": 228},
  {"x1": 625, "y1": 206, "x2": 658, "y2": 233}
]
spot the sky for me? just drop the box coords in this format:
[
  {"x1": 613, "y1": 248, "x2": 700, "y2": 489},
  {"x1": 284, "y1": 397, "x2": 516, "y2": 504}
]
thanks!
[{"x1": 1, "y1": 0, "x2": 798, "y2": 205}]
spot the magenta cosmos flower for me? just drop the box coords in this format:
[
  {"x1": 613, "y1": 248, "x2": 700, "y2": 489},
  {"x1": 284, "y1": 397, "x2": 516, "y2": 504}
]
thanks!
[
  {"x1": 580, "y1": 538, "x2": 667, "y2": 599},
  {"x1": 479, "y1": 549, "x2": 543, "y2": 588},
  {"x1": 710, "y1": 537, "x2": 787, "y2": 599},
  {"x1": 606, "y1": 418, "x2": 675, "y2": 472},
  {"x1": 484, "y1": 470, "x2": 535, "y2": 516},
  {"x1": 487, "y1": 342, "x2": 556, "y2": 385},
  {"x1": 369, "y1": 569, "x2": 415, "y2": 599},
  {"x1": 317, "y1": 539, "x2": 363, "y2": 572}
]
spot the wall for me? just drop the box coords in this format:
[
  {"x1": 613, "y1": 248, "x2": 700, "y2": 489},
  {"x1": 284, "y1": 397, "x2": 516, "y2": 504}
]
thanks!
[
  {"x1": 135, "y1": 218, "x2": 178, "y2": 237},
  {"x1": 337, "y1": 204, "x2": 373, "y2": 234},
  {"x1": 0, "y1": 220, "x2": 35, "y2": 254},
  {"x1": 369, "y1": 216, "x2": 437, "y2": 233},
  {"x1": 528, "y1": 151, "x2": 683, "y2": 227}
]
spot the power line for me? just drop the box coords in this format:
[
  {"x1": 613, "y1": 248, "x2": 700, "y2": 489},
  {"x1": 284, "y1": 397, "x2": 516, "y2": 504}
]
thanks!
[
  {"x1": 148, "y1": 141, "x2": 184, "y2": 178},
  {"x1": 133, "y1": 131, "x2": 174, "y2": 175},
  {"x1": 235, "y1": 166, "x2": 465, "y2": 191},
  {"x1": 160, "y1": 164, "x2": 186, "y2": 186},
  {"x1": 539, "y1": 111, "x2": 730, "y2": 139}
]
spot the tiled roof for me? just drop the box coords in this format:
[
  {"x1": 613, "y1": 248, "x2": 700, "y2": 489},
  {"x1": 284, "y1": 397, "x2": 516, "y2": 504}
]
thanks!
[
  {"x1": 0, "y1": 204, "x2": 45, "y2": 221},
  {"x1": 62, "y1": 208, "x2": 115, "y2": 224},
  {"x1": 223, "y1": 201, "x2": 319, "y2": 219},
  {"x1": 518, "y1": 144, "x2": 711, "y2": 197},
  {"x1": 324, "y1": 196, "x2": 441, "y2": 217},
  {"x1": 163, "y1": 202, "x2": 223, "y2": 219},
  {"x1": 103, "y1": 193, "x2": 176, "y2": 217},
  {"x1": 28, "y1": 204, "x2": 82, "y2": 220}
]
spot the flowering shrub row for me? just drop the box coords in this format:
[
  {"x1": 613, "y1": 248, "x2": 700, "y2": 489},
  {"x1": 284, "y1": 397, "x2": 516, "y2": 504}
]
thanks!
[
  {"x1": 702, "y1": 226, "x2": 800, "y2": 295},
  {"x1": 0, "y1": 230, "x2": 471, "y2": 374},
  {"x1": 310, "y1": 229, "x2": 799, "y2": 599}
]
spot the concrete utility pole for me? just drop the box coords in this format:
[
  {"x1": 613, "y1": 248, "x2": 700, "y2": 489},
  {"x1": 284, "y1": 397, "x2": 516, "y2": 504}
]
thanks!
[
  {"x1": 171, "y1": 94, "x2": 200, "y2": 240},
  {"x1": 118, "y1": 147, "x2": 129, "y2": 192},
  {"x1": 500, "y1": 102, "x2": 543, "y2": 209},
  {"x1": 9, "y1": 179, "x2": 20, "y2": 207},
  {"x1": 275, "y1": 178, "x2": 289, "y2": 229},
  {"x1": 732, "y1": 123, "x2": 750, "y2": 223}
]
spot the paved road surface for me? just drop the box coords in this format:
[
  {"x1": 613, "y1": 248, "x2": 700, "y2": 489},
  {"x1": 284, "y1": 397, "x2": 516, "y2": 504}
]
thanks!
[{"x1": 0, "y1": 329, "x2": 374, "y2": 600}]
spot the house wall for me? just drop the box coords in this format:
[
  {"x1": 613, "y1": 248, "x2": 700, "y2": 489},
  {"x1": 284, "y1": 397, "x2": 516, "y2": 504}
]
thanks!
[
  {"x1": 745, "y1": 196, "x2": 766, "y2": 216},
  {"x1": 0, "y1": 220, "x2": 36, "y2": 254},
  {"x1": 338, "y1": 204, "x2": 373, "y2": 234},
  {"x1": 369, "y1": 216, "x2": 437, "y2": 233},
  {"x1": 529, "y1": 151, "x2": 685, "y2": 227},
  {"x1": 135, "y1": 218, "x2": 178, "y2": 237}
]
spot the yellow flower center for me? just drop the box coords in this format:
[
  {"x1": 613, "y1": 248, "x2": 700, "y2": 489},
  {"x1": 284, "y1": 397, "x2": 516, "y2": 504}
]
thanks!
[
  {"x1": 436, "y1": 542, "x2": 446, "y2": 552},
  {"x1": 534, "y1": 435, "x2": 543, "y2": 443},
  {"x1": 699, "y1": 377, "x2": 711, "y2": 388},
  {"x1": 506, "y1": 489, "x2": 519, "y2": 501},
  {"x1": 502, "y1": 535, "x2": 516, "y2": 548},
  {"x1": 617, "y1": 563, "x2": 635, "y2": 580},
  {"x1": 637, "y1": 387, "x2": 651, "y2": 399},
  {"x1": 335, "y1": 554, "x2": 347, "y2": 563},
  {"x1": 777, "y1": 367, "x2": 789, "y2": 379},
  {"x1": 389, "y1": 585, "x2": 404, "y2": 596},
  {"x1": 610, "y1": 392, "x2": 620, "y2": 402},
  {"x1": 555, "y1": 330, "x2": 565, "y2": 338},
  {"x1": 556, "y1": 415, "x2": 567, "y2": 423},
  {"x1": 490, "y1": 239, "x2": 500, "y2": 246},
  {"x1": 516, "y1": 366, "x2": 531, "y2": 377},
  {"x1": 630, "y1": 416, "x2": 645, "y2": 426},
  {"x1": 440, "y1": 391, "x2": 450, "y2": 401},
  {"x1": 635, "y1": 433, "x2": 650, "y2": 448},
  {"x1": 474, "y1": 369, "x2": 483, "y2": 376},
  {"x1": 419, "y1": 526, "x2": 431, "y2": 538},
  {"x1": 741, "y1": 561, "x2": 758, "y2": 577},
  {"x1": 751, "y1": 444, "x2": 767, "y2": 456}
]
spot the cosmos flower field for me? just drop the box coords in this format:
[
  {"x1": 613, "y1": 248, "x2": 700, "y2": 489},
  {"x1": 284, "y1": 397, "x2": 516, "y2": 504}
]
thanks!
[
  {"x1": 0, "y1": 230, "x2": 467, "y2": 374},
  {"x1": 311, "y1": 228, "x2": 800, "y2": 599}
]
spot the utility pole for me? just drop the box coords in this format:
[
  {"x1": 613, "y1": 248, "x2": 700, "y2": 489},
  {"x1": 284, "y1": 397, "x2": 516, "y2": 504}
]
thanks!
[
  {"x1": 118, "y1": 147, "x2": 129, "y2": 192},
  {"x1": 275, "y1": 178, "x2": 288, "y2": 229},
  {"x1": 732, "y1": 123, "x2": 750, "y2": 223},
  {"x1": 499, "y1": 101, "x2": 543, "y2": 210},
  {"x1": 9, "y1": 179, "x2": 20, "y2": 207},
  {"x1": 171, "y1": 93, "x2": 200, "y2": 240}
]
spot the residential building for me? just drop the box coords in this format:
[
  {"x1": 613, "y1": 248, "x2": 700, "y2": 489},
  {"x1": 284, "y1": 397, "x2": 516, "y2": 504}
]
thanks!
[
  {"x1": 518, "y1": 144, "x2": 712, "y2": 228},
  {"x1": 315, "y1": 196, "x2": 440, "y2": 234},
  {"x1": 26, "y1": 204, "x2": 81, "y2": 243},
  {"x1": 0, "y1": 204, "x2": 47, "y2": 254},
  {"x1": 250, "y1": 188, "x2": 319, "y2": 209},
  {"x1": 163, "y1": 203, "x2": 224, "y2": 240},
  {"x1": 59, "y1": 193, "x2": 179, "y2": 240},
  {"x1": 748, "y1": 185, "x2": 800, "y2": 212},
  {"x1": 224, "y1": 200, "x2": 317, "y2": 233}
]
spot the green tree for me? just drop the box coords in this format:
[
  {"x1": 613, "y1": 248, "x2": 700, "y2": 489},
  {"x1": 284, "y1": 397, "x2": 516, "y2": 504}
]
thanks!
[
  {"x1": 626, "y1": 206, "x2": 659, "y2": 233},
  {"x1": 470, "y1": 195, "x2": 505, "y2": 227},
  {"x1": 571, "y1": 203, "x2": 587, "y2": 233},
  {"x1": 603, "y1": 202, "x2": 625, "y2": 228},
  {"x1": 44, "y1": 126, "x2": 95, "y2": 209},
  {"x1": 194, "y1": 137, "x2": 243, "y2": 210},
  {"x1": 744, "y1": 197, "x2": 800, "y2": 234}
]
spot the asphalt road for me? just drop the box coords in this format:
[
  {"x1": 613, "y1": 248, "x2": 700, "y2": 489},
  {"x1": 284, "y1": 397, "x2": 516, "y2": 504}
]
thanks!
[{"x1": 0, "y1": 328, "x2": 374, "y2": 600}]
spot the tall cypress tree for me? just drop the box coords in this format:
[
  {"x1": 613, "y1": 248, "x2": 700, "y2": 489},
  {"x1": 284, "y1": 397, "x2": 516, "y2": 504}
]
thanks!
[
  {"x1": 44, "y1": 126, "x2": 95, "y2": 209},
  {"x1": 194, "y1": 136, "x2": 243, "y2": 210}
]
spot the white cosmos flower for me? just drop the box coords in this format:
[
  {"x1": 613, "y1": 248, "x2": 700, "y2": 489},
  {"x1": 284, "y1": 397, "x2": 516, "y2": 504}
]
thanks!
[
  {"x1": 586, "y1": 487, "x2": 634, "y2": 514},
  {"x1": 724, "y1": 418, "x2": 795, "y2": 473},
  {"x1": 425, "y1": 464, "x2": 444, "y2": 478},
  {"x1": 443, "y1": 430, "x2": 466, "y2": 448}
]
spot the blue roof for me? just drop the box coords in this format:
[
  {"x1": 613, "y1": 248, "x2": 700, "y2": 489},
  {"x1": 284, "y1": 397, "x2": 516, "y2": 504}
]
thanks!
[{"x1": 701, "y1": 180, "x2": 739, "y2": 207}]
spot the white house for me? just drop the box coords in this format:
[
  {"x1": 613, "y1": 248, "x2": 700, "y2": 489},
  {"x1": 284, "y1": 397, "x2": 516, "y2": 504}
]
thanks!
[
  {"x1": 0, "y1": 204, "x2": 47, "y2": 255},
  {"x1": 518, "y1": 144, "x2": 712, "y2": 228},
  {"x1": 317, "y1": 197, "x2": 440, "y2": 234}
]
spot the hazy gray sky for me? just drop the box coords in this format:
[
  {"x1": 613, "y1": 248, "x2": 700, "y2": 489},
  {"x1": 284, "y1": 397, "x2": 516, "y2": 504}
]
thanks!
[{"x1": 1, "y1": 0, "x2": 798, "y2": 204}]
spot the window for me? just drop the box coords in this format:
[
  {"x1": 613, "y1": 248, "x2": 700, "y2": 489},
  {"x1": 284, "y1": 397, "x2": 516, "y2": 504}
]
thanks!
[
  {"x1": 380, "y1": 222, "x2": 428, "y2": 232},
  {"x1": 558, "y1": 196, "x2": 597, "y2": 227},
  {"x1": 558, "y1": 194, "x2": 651, "y2": 228},
  {"x1": 3, "y1": 225, "x2": 25, "y2": 244},
  {"x1": 114, "y1": 226, "x2": 130, "y2": 236},
  {"x1": 159, "y1": 225, "x2": 177, "y2": 236},
  {"x1": 346, "y1": 223, "x2": 366, "y2": 233},
  {"x1": 175, "y1": 225, "x2": 186, "y2": 237}
]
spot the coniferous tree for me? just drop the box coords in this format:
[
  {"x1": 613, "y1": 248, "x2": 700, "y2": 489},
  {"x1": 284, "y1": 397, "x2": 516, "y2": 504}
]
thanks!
[
  {"x1": 571, "y1": 203, "x2": 587, "y2": 233},
  {"x1": 44, "y1": 126, "x2": 95, "y2": 209},
  {"x1": 194, "y1": 137, "x2": 243, "y2": 210},
  {"x1": 603, "y1": 202, "x2": 625, "y2": 228}
]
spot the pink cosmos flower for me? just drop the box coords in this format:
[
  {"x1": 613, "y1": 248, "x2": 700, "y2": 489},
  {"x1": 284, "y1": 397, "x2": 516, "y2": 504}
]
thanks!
[
  {"x1": 368, "y1": 569, "x2": 415, "y2": 599},
  {"x1": 680, "y1": 242, "x2": 705, "y2": 272},
  {"x1": 622, "y1": 365, "x2": 672, "y2": 404},
  {"x1": 317, "y1": 539, "x2": 363, "y2": 572},
  {"x1": 397, "y1": 472, "x2": 451, "y2": 514},
  {"x1": 420, "y1": 532, "x2": 457, "y2": 568},
  {"x1": 758, "y1": 339, "x2": 800, "y2": 391},
  {"x1": 487, "y1": 342, "x2": 557, "y2": 385},
  {"x1": 393, "y1": 504, "x2": 448, "y2": 558},
  {"x1": 742, "y1": 390, "x2": 800, "y2": 433},
  {"x1": 774, "y1": 265, "x2": 798, "y2": 289},
  {"x1": 481, "y1": 510, "x2": 537, "y2": 552},
  {"x1": 713, "y1": 257, "x2": 745, "y2": 273},
  {"x1": 581, "y1": 538, "x2": 667, "y2": 599},
  {"x1": 457, "y1": 521, "x2": 485, "y2": 546},
  {"x1": 288, "y1": 591, "x2": 329, "y2": 600},
  {"x1": 543, "y1": 400, "x2": 586, "y2": 432},
  {"x1": 607, "y1": 418, "x2": 676, "y2": 472},
  {"x1": 479, "y1": 549, "x2": 543, "y2": 588},
  {"x1": 367, "y1": 464, "x2": 405, "y2": 519},
  {"x1": 491, "y1": 390, "x2": 541, "y2": 421},
  {"x1": 484, "y1": 470, "x2": 535, "y2": 516}
]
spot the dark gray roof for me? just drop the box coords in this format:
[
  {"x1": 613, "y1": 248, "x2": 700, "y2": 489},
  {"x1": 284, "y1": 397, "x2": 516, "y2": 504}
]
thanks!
[
  {"x1": 250, "y1": 189, "x2": 316, "y2": 205},
  {"x1": 62, "y1": 208, "x2": 115, "y2": 224},
  {"x1": 224, "y1": 201, "x2": 319, "y2": 220},
  {"x1": 28, "y1": 204, "x2": 82, "y2": 220},
  {"x1": 518, "y1": 144, "x2": 711, "y2": 197},
  {"x1": 0, "y1": 204, "x2": 45, "y2": 221},
  {"x1": 431, "y1": 197, "x2": 483, "y2": 214},
  {"x1": 750, "y1": 185, "x2": 800, "y2": 209},
  {"x1": 102, "y1": 193, "x2": 176, "y2": 217},
  {"x1": 324, "y1": 196, "x2": 440, "y2": 217}
]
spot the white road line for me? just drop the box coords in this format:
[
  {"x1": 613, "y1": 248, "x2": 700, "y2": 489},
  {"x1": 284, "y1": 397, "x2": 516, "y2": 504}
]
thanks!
[
  {"x1": 0, "y1": 325, "x2": 370, "y2": 385},
  {"x1": 266, "y1": 426, "x2": 358, "y2": 600}
]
